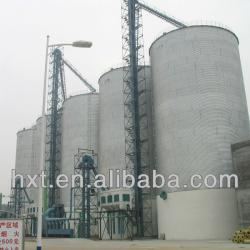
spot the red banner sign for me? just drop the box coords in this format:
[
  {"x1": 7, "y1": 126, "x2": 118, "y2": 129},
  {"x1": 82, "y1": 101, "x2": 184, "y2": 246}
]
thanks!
[{"x1": 0, "y1": 220, "x2": 24, "y2": 250}]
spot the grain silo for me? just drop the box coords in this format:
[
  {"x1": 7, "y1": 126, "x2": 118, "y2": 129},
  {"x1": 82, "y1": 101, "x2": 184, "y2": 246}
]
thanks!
[
  {"x1": 15, "y1": 128, "x2": 34, "y2": 177},
  {"x1": 98, "y1": 68, "x2": 127, "y2": 180},
  {"x1": 150, "y1": 25, "x2": 250, "y2": 240},
  {"x1": 98, "y1": 66, "x2": 154, "y2": 182},
  {"x1": 98, "y1": 66, "x2": 158, "y2": 238},
  {"x1": 14, "y1": 118, "x2": 43, "y2": 216},
  {"x1": 60, "y1": 93, "x2": 99, "y2": 210},
  {"x1": 15, "y1": 127, "x2": 34, "y2": 214},
  {"x1": 28, "y1": 117, "x2": 43, "y2": 213}
]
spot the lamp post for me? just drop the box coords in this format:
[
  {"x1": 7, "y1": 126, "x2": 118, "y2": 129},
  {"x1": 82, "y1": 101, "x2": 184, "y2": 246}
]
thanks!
[{"x1": 36, "y1": 36, "x2": 92, "y2": 250}]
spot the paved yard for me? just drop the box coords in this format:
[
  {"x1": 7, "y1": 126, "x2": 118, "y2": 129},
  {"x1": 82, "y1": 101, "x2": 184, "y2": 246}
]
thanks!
[{"x1": 25, "y1": 238, "x2": 250, "y2": 250}]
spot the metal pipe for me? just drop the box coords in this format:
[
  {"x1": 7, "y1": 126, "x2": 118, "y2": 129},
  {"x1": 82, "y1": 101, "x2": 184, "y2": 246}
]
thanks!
[
  {"x1": 63, "y1": 59, "x2": 96, "y2": 93},
  {"x1": 137, "y1": 0, "x2": 187, "y2": 28}
]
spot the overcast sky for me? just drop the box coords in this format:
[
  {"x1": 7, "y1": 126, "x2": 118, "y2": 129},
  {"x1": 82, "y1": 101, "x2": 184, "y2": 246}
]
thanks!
[{"x1": 0, "y1": 0, "x2": 249, "y2": 199}]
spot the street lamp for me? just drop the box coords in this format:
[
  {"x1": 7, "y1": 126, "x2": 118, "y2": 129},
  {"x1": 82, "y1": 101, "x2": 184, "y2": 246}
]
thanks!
[
  {"x1": 48, "y1": 40, "x2": 92, "y2": 48},
  {"x1": 36, "y1": 35, "x2": 92, "y2": 250}
]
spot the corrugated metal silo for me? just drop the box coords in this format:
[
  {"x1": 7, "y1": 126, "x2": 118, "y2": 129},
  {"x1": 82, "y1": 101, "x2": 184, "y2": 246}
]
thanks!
[
  {"x1": 98, "y1": 67, "x2": 158, "y2": 237},
  {"x1": 15, "y1": 118, "x2": 43, "y2": 215},
  {"x1": 150, "y1": 26, "x2": 250, "y2": 240},
  {"x1": 60, "y1": 93, "x2": 99, "y2": 210},
  {"x1": 15, "y1": 127, "x2": 34, "y2": 214},
  {"x1": 98, "y1": 66, "x2": 156, "y2": 183},
  {"x1": 29, "y1": 117, "x2": 43, "y2": 212},
  {"x1": 15, "y1": 128, "x2": 34, "y2": 176},
  {"x1": 98, "y1": 66, "x2": 154, "y2": 180},
  {"x1": 98, "y1": 68, "x2": 126, "y2": 180}
]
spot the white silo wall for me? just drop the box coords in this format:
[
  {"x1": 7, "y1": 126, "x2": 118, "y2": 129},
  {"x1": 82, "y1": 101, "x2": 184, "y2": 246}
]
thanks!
[
  {"x1": 60, "y1": 93, "x2": 99, "y2": 210},
  {"x1": 28, "y1": 117, "x2": 43, "y2": 213},
  {"x1": 15, "y1": 118, "x2": 43, "y2": 216},
  {"x1": 98, "y1": 67, "x2": 158, "y2": 236},
  {"x1": 15, "y1": 128, "x2": 34, "y2": 177},
  {"x1": 150, "y1": 26, "x2": 250, "y2": 240},
  {"x1": 15, "y1": 128, "x2": 34, "y2": 214},
  {"x1": 98, "y1": 67, "x2": 154, "y2": 181},
  {"x1": 98, "y1": 68, "x2": 126, "y2": 179}
]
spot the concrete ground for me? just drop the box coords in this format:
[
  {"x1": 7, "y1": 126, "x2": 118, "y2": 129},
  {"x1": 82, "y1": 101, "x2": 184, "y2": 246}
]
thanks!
[{"x1": 25, "y1": 238, "x2": 250, "y2": 250}]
